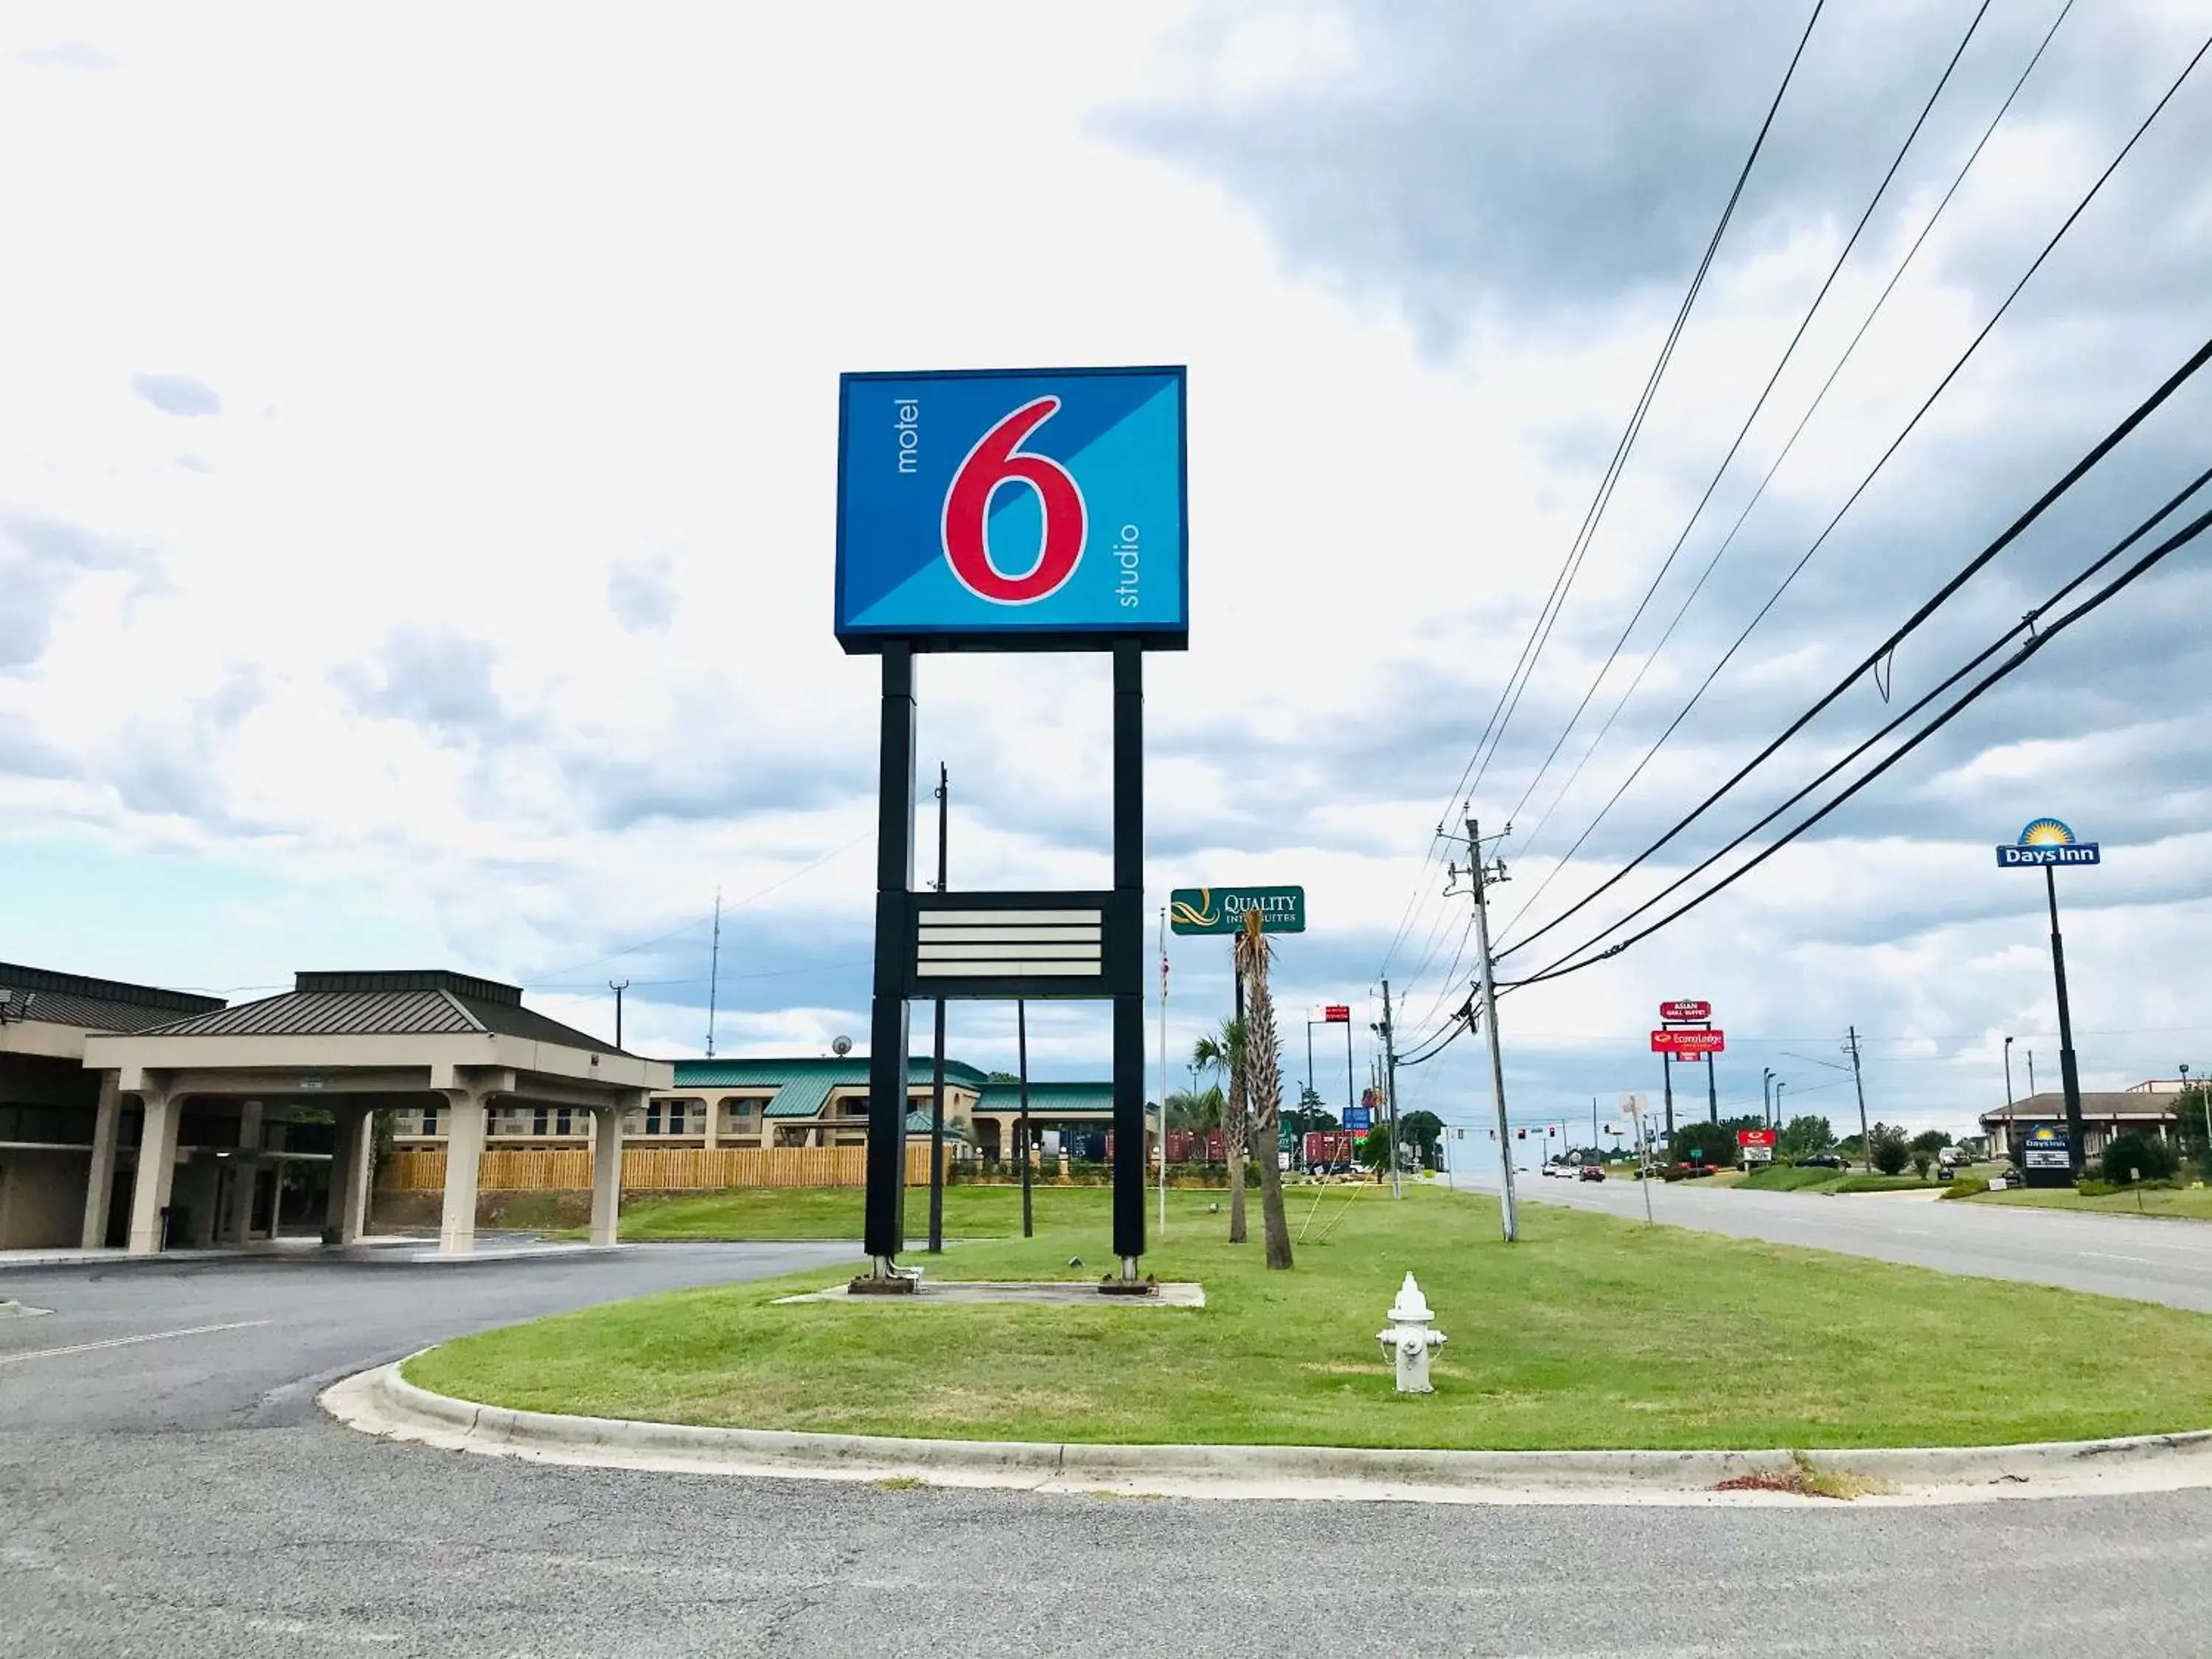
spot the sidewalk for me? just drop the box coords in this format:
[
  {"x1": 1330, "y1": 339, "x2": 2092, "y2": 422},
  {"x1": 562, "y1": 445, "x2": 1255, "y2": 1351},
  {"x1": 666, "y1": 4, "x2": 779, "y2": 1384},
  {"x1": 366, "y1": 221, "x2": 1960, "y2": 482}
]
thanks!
[{"x1": 0, "y1": 1234, "x2": 612, "y2": 1271}]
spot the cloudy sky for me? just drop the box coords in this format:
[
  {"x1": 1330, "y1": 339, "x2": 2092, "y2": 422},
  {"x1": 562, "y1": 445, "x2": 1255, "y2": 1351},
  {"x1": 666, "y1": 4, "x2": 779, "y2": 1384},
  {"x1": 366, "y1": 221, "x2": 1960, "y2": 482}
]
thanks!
[{"x1": 5, "y1": 1, "x2": 2210, "y2": 1164}]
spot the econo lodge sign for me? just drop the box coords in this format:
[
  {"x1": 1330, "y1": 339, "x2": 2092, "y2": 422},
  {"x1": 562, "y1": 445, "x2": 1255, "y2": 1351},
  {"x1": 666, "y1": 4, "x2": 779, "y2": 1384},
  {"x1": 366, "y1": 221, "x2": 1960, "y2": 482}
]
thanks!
[{"x1": 1651, "y1": 1028, "x2": 1725, "y2": 1055}]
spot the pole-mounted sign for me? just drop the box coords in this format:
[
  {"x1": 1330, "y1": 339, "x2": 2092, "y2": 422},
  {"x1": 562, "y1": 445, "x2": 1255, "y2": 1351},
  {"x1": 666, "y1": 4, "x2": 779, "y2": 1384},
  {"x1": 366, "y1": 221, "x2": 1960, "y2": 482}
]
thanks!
[
  {"x1": 1994, "y1": 817, "x2": 2101, "y2": 868},
  {"x1": 1652, "y1": 1028, "x2": 1725, "y2": 1055},
  {"x1": 1995, "y1": 815, "x2": 2096, "y2": 1181},
  {"x1": 1169, "y1": 886, "x2": 1306, "y2": 935},
  {"x1": 1659, "y1": 999, "x2": 1711, "y2": 1022},
  {"x1": 838, "y1": 366, "x2": 1189, "y2": 1291},
  {"x1": 1323, "y1": 1004, "x2": 1351, "y2": 1023},
  {"x1": 836, "y1": 366, "x2": 1189, "y2": 651}
]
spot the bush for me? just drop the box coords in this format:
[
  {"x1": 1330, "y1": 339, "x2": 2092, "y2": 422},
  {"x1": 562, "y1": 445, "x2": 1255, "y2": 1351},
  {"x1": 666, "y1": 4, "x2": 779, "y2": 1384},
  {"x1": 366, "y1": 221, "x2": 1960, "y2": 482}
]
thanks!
[
  {"x1": 1939, "y1": 1176, "x2": 1989, "y2": 1200},
  {"x1": 1910, "y1": 1151, "x2": 1934, "y2": 1180},
  {"x1": 2076, "y1": 1179, "x2": 2118, "y2": 1197},
  {"x1": 1868, "y1": 1123, "x2": 1911, "y2": 1177},
  {"x1": 2101, "y1": 1132, "x2": 2177, "y2": 1186}
]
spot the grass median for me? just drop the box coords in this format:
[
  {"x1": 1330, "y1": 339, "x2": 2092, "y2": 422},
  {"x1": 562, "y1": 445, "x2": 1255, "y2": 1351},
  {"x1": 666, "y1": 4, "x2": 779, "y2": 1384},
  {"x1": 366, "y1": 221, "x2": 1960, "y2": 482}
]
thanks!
[
  {"x1": 408, "y1": 1183, "x2": 2212, "y2": 1451},
  {"x1": 1969, "y1": 1183, "x2": 2212, "y2": 1221}
]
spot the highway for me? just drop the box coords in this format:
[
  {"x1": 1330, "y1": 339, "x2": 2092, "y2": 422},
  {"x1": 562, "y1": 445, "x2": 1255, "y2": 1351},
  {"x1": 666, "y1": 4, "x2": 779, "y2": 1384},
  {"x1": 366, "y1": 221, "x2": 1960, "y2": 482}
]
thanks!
[
  {"x1": 7, "y1": 1243, "x2": 2212, "y2": 1655},
  {"x1": 1489, "y1": 1170, "x2": 2212, "y2": 1311}
]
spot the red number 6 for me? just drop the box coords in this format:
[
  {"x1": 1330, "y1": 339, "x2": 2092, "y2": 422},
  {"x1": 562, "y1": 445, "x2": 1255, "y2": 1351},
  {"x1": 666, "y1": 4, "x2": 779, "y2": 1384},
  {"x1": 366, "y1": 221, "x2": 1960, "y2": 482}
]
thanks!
[{"x1": 941, "y1": 397, "x2": 1088, "y2": 604}]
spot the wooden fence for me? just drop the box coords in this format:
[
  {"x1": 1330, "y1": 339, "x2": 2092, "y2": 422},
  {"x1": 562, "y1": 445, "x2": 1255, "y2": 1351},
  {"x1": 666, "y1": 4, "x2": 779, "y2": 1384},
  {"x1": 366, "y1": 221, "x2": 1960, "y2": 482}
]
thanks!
[{"x1": 379, "y1": 1144, "x2": 937, "y2": 1193}]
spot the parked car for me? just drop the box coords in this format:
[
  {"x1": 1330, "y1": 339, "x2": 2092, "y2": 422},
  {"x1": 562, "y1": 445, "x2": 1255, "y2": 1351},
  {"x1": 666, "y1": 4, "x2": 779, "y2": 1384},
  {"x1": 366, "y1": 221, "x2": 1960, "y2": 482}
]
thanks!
[
  {"x1": 1795, "y1": 1153, "x2": 1848, "y2": 1169},
  {"x1": 1577, "y1": 1163, "x2": 1606, "y2": 1182}
]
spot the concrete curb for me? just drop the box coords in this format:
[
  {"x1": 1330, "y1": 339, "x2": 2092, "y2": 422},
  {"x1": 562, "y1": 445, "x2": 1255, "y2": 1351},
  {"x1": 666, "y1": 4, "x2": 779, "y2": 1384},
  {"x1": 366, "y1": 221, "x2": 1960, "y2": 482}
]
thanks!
[{"x1": 320, "y1": 1360, "x2": 2212, "y2": 1507}]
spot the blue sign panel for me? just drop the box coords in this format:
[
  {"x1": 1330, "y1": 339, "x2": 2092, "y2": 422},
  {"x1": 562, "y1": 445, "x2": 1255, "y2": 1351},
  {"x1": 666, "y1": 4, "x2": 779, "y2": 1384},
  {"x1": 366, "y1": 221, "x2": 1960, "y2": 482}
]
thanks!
[
  {"x1": 1994, "y1": 816, "x2": 2101, "y2": 869},
  {"x1": 1346, "y1": 1105, "x2": 1373, "y2": 1131},
  {"x1": 836, "y1": 366, "x2": 1188, "y2": 651}
]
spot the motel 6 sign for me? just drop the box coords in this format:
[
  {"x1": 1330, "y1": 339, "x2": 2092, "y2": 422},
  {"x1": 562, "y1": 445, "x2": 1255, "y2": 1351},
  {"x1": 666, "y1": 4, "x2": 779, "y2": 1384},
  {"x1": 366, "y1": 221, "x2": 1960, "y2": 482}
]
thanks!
[{"x1": 835, "y1": 366, "x2": 1189, "y2": 650}]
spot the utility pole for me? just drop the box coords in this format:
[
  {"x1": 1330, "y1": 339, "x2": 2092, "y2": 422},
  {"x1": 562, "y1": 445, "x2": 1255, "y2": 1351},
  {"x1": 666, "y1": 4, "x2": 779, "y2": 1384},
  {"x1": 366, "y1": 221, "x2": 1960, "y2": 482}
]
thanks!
[
  {"x1": 705, "y1": 886, "x2": 722, "y2": 1058},
  {"x1": 928, "y1": 763, "x2": 948, "y2": 1255},
  {"x1": 1847, "y1": 1026, "x2": 1872, "y2": 1172},
  {"x1": 609, "y1": 980, "x2": 630, "y2": 1051},
  {"x1": 1378, "y1": 980, "x2": 1402, "y2": 1200},
  {"x1": 1590, "y1": 1095, "x2": 1600, "y2": 1158},
  {"x1": 1459, "y1": 815, "x2": 1517, "y2": 1244},
  {"x1": 2045, "y1": 863, "x2": 2088, "y2": 1180}
]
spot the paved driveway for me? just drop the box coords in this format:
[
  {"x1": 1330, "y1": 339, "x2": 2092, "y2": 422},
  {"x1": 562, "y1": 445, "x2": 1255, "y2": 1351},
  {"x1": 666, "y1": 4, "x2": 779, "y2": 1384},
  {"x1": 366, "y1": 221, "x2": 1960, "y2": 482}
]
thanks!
[
  {"x1": 7, "y1": 1242, "x2": 2212, "y2": 1656},
  {"x1": 1493, "y1": 1173, "x2": 2212, "y2": 1310}
]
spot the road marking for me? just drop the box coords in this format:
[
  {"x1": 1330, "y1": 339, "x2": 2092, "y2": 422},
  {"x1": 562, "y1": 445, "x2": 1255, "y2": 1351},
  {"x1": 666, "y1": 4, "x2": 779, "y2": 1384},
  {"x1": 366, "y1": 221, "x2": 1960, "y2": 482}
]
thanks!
[
  {"x1": 2080, "y1": 1252, "x2": 2153, "y2": 1265},
  {"x1": 0, "y1": 1320, "x2": 268, "y2": 1369}
]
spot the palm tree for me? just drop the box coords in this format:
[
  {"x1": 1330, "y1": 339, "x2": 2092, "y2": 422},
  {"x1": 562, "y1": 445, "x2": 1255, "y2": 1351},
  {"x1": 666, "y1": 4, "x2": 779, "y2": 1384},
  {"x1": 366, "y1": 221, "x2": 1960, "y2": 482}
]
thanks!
[
  {"x1": 1236, "y1": 909, "x2": 1294, "y2": 1270},
  {"x1": 1192, "y1": 1016, "x2": 1249, "y2": 1242},
  {"x1": 1164, "y1": 1085, "x2": 1223, "y2": 1131}
]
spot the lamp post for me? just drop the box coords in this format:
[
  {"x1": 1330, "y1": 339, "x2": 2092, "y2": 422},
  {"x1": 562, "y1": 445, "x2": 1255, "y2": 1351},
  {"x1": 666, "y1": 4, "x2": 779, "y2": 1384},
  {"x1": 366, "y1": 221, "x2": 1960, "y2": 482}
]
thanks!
[
  {"x1": 1775, "y1": 1079, "x2": 1787, "y2": 1133},
  {"x1": 1762, "y1": 1067, "x2": 1774, "y2": 1129},
  {"x1": 2185, "y1": 1062, "x2": 2205, "y2": 1173},
  {"x1": 2003, "y1": 1035, "x2": 2014, "y2": 1106}
]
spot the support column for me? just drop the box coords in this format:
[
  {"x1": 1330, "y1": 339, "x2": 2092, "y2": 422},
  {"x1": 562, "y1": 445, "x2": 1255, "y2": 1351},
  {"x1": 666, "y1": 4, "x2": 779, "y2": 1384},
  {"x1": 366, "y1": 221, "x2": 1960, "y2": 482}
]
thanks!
[
  {"x1": 439, "y1": 1091, "x2": 488, "y2": 1256},
  {"x1": 228, "y1": 1101, "x2": 264, "y2": 1243},
  {"x1": 1110, "y1": 638, "x2": 1146, "y2": 1272},
  {"x1": 324, "y1": 1106, "x2": 372, "y2": 1246},
  {"x1": 589, "y1": 1096, "x2": 631, "y2": 1247},
  {"x1": 80, "y1": 1071, "x2": 122, "y2": 1249},
  {"x1": 125, "y1": 1089, "x2": 179, "y2": 1255},
  {"x1": 863, "y1": 642, "x2": 917, "y2": 1271}
]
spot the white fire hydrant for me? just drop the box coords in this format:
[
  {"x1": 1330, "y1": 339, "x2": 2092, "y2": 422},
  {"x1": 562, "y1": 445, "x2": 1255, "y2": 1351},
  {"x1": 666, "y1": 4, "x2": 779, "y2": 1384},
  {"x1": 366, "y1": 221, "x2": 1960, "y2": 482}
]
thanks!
[{"x1": 1375, "y1": 1272, "x2": 1447, "y2": 1394}]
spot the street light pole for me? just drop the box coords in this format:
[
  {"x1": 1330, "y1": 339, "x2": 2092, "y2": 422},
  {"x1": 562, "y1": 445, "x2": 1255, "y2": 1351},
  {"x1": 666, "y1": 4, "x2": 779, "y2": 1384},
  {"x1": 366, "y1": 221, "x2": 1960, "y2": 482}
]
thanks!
[
  {"x1": 1762, "y1": 1067, "x2": 1773, "y2": 1129},
  {"x1": 928, "y1": 762, "x2": 948, "y2": 1255},
  {"x1": 2003, "y1": 1035, "x2": 2014, "y2": 1107},
  {"x1": 609, "y1": 980, "x2": 630, "y2": 1051}
]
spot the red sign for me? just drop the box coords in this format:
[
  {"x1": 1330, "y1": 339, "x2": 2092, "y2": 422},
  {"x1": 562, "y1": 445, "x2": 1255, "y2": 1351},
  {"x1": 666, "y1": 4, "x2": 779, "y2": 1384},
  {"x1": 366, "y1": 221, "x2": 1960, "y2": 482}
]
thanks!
[
  {"x1": 1736, "y1": 1128, "x2": 1777, "y2": 1149},
  {"x1": 1660, "y1": 1000, "x2": 1712, "y2": 1022},
  {"x1": 1324, "y1": 1005, "x2": 1351, "y2": 1023},
  {"x1": 1652, "y1": 1028, "x2": 1726, "y2": 1054}
]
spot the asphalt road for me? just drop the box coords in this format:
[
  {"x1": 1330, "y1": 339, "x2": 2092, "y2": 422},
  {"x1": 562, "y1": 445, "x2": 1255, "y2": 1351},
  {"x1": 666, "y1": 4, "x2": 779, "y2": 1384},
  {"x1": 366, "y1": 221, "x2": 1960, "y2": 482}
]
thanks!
[
  {"x1": 6, "y1": 1244, "x2": 2212, "y2": 1657},
  {"x1": 1492, "y1": 1171, "x2": 2212, "y2": 1311}
]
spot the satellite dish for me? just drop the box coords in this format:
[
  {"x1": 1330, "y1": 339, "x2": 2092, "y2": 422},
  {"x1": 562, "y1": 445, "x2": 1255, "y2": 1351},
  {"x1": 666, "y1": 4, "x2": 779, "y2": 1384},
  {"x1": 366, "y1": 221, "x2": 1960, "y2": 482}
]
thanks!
[{"x1": 831, "y1": 1035, "x2": 852, "y2": 1057}]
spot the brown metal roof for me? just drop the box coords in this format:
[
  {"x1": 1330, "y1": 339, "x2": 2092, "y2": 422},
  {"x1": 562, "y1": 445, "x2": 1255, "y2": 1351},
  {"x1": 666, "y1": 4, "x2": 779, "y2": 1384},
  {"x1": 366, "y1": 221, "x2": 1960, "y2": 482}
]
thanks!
[
  {"x1": 0, "y1": 961, "x2": 225, "y2": 1033},
  {"x1": 135, "y1": 973, "x2": 625, "y2": 1057},
  {"x1": 1980, "y1": 1092, "x2": 2181, "y2": 1122},
  {"x1": 144, "y1": 988, "x2": 479, "y2": 1038}
]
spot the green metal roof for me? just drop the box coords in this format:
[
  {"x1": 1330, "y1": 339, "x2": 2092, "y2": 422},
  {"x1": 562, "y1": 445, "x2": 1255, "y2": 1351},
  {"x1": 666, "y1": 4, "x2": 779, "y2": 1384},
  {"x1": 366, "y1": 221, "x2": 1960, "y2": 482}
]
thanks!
[
  {"x1": 671, "y1": 1056, "x2": 992, "y2": 1119},
  {"x1": 975, "y1": 1080, "x2": 1116, "y2": 1116}
]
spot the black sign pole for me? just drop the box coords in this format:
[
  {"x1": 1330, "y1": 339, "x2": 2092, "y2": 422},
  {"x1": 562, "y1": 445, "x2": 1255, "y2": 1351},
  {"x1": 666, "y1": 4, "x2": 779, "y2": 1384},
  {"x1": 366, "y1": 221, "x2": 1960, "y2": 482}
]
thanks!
[
  {"x1": 1110, "y1": 639, "x2": 1147, "y2": 1277},
  {"x1": 860, "y1": 644, "x2": 917, "y2": 1282},
  {"x1": 928, "y1": 763, "x2": 948, "y2": 1256},
  {"x1": 1661, "y1": 1051, "x2": 1675, "y2": 1147},
  {"x1": 2046, "y1": 863, "x2": 2087, "y2": 1180},
  {"x1": 1705, "y1": 1048, "x2": 1719, "y2": 1124}
]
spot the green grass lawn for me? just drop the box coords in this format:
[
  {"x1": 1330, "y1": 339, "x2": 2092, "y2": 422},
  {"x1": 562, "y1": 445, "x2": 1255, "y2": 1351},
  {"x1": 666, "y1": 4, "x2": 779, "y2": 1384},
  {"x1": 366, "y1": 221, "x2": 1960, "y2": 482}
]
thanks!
[
  {"x1": 409, "y1": 1184, "x2": 2212, "y2": 1452},
  {"x1": 1970, "y1": 1183, "x2": 2212, "y2": 1221},
  {"x1": 597, "y1": 1183, "x2": 1144, "y2": 1242}
]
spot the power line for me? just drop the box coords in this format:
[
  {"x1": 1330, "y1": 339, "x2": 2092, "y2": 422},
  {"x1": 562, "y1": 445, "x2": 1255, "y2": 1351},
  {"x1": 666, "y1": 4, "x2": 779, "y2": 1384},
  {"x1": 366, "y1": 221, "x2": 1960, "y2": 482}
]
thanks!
[
  {"x1": 1496, "y1": 0, "x2": 1999, "y2": 849},
  {"x1": 1506, "y1": 495, "x2": 2212, "y2": 988},
  {"x1": 1500, "y1": 459, "x2": 2212, "y2": 974},
  {"x1": 1497, "y1": 19, "x2": 2205, "y2": 953},
  {"x1": 1381, "y1": 0, "x2": 1825, "y2": 977}
]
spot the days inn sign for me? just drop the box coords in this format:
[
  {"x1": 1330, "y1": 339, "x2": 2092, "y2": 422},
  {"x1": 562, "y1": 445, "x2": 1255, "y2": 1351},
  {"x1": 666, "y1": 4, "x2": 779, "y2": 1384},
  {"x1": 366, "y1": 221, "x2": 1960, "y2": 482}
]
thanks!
[{"x1": 1994, "y1": 817, "x2": 2101, "y2": 869}]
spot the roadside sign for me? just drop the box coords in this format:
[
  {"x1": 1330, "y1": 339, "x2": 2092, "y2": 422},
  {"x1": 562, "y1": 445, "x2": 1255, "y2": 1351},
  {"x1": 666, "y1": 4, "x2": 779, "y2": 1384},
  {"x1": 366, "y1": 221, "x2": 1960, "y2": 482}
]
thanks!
[
  {"x1": 1651, "y1": 1028, "x2": 1725, "y2": 1055},
  {"x1": 1659, "y1": 1000, "x2": 1712, "y2": 1022},
  {"x1": 1346, "y1": 1105, "x2": 1373, "y2": 1131},
  {"x1": 835, "y1": 366, "x2": 1189, "y2": 651},
  {"x1": 1737, "y1": 1128, "x2": 1776, "y2": 1165},
  {"x1": 1169, "y1": 886, "x2": 1307, "y2": 934},
  {"x1": 1994, "y1": 816, "x2": 2100, "y2": 869},
  {"x1": 2020, "y1": 1124, "x2": 2073, "y2": 1187},
  {"x1": 1323, "y1": 1004, "x2": 1351, "y2": 1023}
]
